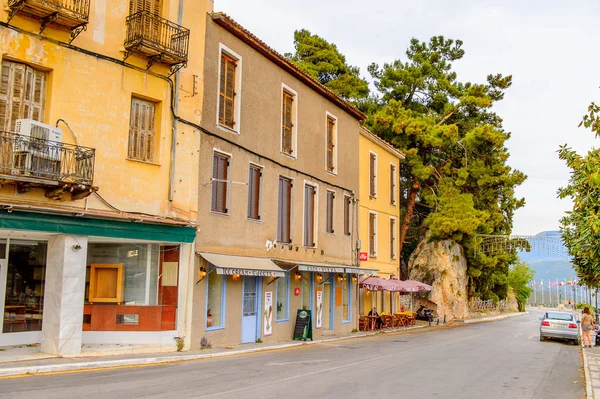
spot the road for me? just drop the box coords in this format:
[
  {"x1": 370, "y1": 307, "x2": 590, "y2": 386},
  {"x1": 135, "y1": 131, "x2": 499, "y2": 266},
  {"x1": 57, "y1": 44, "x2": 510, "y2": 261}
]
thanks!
[{"x1": 0, "y1": 309, "x2": 584, "y2": 399}]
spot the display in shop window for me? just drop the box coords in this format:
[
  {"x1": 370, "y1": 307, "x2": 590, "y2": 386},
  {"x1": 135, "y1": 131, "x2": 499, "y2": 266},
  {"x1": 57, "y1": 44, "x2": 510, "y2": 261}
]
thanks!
[{"x1": 88, "y1": 263, "x2": 124, "y2": 303}]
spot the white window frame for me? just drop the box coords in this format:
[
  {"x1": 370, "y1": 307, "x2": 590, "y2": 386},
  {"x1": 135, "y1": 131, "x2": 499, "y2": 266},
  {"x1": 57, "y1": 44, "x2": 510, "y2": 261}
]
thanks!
[
  {"x1": 280, "y1": 83, "x2": 298, "y2": 159},
  {"x1": 302, "y1": 180, "x2": 319, "y2": 248},
  {"x1": 369, "y1": 151, "x2": 378, "y2": 198},
  {"x1": 247, "y1": 162, "x2": 264, "y2": 222},
  {"x1": 390, "y1": 216, "x2": 397, "y2": 260},
  {"x1": 369, "y1": 211, "x2": 378, "y2": 258},
  {"x1": 390, "y1": 162, "x2": 397, "y2": 205},
  {"x1": 210, "y1": 148, "x2": 232, "y2": 216},
  {"x1": 325, "y1": 112, "x2": 338, "y2": 175},
  {"x1": 216, "y1": 43, "x2": 243, "y2": 135},
  {"x1": 275, "y1": 273, "x2": 290, "y2": 322}
]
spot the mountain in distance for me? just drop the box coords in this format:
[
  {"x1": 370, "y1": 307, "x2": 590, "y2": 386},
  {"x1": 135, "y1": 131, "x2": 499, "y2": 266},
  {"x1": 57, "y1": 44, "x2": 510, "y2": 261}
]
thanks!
[{"x1": 517, "y1": 230, "x2": 575, "y2": 283}]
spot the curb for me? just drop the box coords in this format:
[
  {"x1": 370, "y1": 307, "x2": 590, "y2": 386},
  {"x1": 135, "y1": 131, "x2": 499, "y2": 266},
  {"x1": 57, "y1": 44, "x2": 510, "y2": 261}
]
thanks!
[
  {"x1": 583, "y1": 348, "x2": 594, "y2": 399},
  {"x1": 459, "y1": 311, "x2": 529, "y2": 324},
  {"x1": 0, "y1": 332, "x2": 379, "y2": 377}
]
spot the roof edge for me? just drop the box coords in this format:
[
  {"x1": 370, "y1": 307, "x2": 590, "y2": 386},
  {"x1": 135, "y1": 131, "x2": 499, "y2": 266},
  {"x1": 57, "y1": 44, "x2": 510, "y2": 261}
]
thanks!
[
  {"x1": 211, "y1": 12, "x2": 366, "y2": 122},
  {"x1": 359, "y1": 126, "x2": 405, "y2": 159}
]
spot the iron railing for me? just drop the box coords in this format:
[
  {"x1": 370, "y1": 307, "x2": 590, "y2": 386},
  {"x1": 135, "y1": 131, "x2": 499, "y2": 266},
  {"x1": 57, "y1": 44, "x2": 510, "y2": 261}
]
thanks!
[
  {"x1": 0, "y1": 131, "x2": 95, "y2": 185},
  {"x1": 8, "y1": 0, "x2": 90, "y2": 22},
  {"x1": 124, "y1": 11, "x2": 189, "y2": 64}
]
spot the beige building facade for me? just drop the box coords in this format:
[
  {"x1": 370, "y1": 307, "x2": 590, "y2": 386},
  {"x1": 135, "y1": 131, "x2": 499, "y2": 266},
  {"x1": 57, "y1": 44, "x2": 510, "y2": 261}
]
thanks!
[{"x1": 191, "y1": 13, "x2": 371, "y2": 348}]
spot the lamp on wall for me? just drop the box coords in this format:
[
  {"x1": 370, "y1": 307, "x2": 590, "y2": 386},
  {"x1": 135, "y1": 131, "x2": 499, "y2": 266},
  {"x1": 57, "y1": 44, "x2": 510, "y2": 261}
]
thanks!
[
  {"x1": 295, "y1": 271, "x2": 302, "y2": 281},
  {"x1": 316, "y1": 273, "x2": 323, "y2": 282},
  {"x1": 198, "y1": 266, "x2": 207, "y2": 280},
  {"x1": 337, "y1": 274, "x2": 343, "y2": 283},
  {"x1": 232, "y1": 274, "x2": 241, "y2": 280},
  {"x1": 352, "y1": 275, "x2": 357, "y2": 283}
]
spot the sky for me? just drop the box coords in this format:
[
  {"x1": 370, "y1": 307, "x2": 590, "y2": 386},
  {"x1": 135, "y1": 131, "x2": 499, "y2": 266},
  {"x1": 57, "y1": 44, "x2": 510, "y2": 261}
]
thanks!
[{"x1": 213, "y1": 0, "x2": 600, "y2": 235}]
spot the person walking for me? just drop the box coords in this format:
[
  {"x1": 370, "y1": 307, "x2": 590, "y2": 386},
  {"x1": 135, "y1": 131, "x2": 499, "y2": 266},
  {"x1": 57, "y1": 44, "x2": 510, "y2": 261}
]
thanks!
[{"x1": 582, "y1": 307, "x2": 595, "y2": 348}]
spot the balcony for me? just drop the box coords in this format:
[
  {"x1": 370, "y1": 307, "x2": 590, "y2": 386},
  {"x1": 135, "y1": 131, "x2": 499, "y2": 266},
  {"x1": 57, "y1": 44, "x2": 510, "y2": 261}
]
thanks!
[
  {"x1": 0, "y1": 131, "x2": 96, "y2": 200},
  {"x1": 124, "y1": 11, "x2": 190, "y2": 74},
  {"x1": 7, "y1": 0, "x2": 90, "y2": 42}
]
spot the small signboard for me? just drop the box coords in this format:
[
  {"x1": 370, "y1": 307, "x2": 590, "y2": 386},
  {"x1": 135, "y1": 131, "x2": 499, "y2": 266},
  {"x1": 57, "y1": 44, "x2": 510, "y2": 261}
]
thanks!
[
  {"x1": 359, "y1": 252, "x2": 368, "y2": 262},
  {"x1": 293, "y1": 309, "x2": 313, "y2": 341}
]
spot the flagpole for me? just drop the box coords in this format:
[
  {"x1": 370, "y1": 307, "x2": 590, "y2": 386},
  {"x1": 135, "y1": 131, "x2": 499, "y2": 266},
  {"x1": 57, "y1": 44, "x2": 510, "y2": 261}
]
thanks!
[
  {"x1": 548, "y1": 281, "x2": 552, "y2": 307},
  {"x1": 556, "y1": 279, "x2": 559, "y2": 307},
  {"x1": 541, "y1": 280, "x2": 544, "y2": 306}
]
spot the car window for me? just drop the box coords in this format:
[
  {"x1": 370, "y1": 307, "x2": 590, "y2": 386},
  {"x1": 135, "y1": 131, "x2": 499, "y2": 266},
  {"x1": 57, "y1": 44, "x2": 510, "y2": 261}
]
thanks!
[{"x1": 546, "y1": 312, "x2": 573, "y2": 321}]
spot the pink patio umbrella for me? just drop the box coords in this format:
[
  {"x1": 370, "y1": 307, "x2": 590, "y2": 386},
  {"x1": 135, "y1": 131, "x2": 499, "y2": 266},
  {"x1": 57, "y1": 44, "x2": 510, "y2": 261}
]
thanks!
[
  {"x1": 403, "y1": 279, "x2": 433, "y2": 291},
  {"x1": 359, "y1": 276, "x2": 403, "y2": 292}
]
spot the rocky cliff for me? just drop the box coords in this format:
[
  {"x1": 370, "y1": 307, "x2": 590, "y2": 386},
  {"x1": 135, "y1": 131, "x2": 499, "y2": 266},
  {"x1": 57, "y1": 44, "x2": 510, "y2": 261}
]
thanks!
[{"x1": 408, "y1": 237, "x2": 470, "y2": 321}]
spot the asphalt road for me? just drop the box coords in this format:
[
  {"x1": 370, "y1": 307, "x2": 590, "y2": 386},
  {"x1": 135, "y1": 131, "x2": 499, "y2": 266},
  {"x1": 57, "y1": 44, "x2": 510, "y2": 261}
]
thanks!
[{"x1": 0, "y1": 309, "x2": 585, "y2": 399}]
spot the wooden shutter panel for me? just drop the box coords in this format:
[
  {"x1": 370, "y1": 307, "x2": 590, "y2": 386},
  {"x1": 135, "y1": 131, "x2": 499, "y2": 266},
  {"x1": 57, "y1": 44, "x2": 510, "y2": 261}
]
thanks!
[
  {"x1": 283, "y1": 178, "x2": 292, "y2": 243},
  {"x1": 304, "y1": 185, "x2": 315, "y2": 247},
  {"x1": 9, "y1": 63, "x2": 25, "y2": 132},
  {"x1": 282, "y1": 93, "x2": 293, "y2": 154},
  {"x1": 390, "y1": 164, "x2": 396, "y2": 204},
  {"x1": 0, "y1": 62, "x2": 12, "y2": 132},
  {"x1": 390, "y1": 219, "x2": 396, "y2": 258},
  {"x1": 369, "y1": 154, "x2": 376, "y2": 196},
  {"x1": 218, "y1": 55, "x2": 236, "y2": 129},
  {"x1": 128, "y1": 98, "x2": 155, "y2": 162},
  {"x1": 212, "y1": 153, "x2": 228, "y2": 213},
  {"x1": 327, "y1": 117, "x2": 335, "y2": 172},
  {"x1": 130, "y1": 0, "x2": 161, "y2": 14},
  {"x1": 369, "y1": 213, "x2": 376, "y2": 256},
  {"x1": 248, "y1": 166, "x2": 261, "y2": 220},
  {"x1": 343, "y1": 197, "x2": 350, "y2": 236}
]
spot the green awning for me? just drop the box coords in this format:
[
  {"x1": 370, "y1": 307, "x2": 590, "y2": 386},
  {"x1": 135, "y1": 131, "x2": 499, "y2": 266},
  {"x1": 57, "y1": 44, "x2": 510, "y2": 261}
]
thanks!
[{"x1": 0, "y1": 210, "x2": 196, "y2": 243}]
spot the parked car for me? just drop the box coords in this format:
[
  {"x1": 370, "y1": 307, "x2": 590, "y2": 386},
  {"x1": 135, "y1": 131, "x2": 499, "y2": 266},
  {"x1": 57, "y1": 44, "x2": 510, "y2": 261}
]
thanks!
[{"x1": 539, "y1": 311, "x2": 580, "y2": 345}]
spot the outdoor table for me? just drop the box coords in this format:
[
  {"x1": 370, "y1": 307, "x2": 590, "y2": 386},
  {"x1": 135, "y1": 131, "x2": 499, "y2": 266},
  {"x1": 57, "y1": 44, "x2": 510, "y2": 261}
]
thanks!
[
  {"x1": 395, "y1": 311, "x2": 415, "y2": 326},
  {"x1": 366, "y1": 315, "x2": 379, "y2": 330}
]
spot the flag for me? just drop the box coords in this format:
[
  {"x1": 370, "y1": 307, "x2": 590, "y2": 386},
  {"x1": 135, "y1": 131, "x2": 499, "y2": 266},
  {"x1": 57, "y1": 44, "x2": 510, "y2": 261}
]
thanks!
[
  {"x1": 567, "y1": 280, "x2": 572, "y2": 285},
  {"x1": 573, "y1": 280, "x2": 578, "y2": 286},
  {"x1": 560, "y1": 281, "x2": 564, "y2": 286},
  {"x1": 552, "y1": 282, "x2": 557, "y2": 287},
  {"x1": 531, "y1": 280, "x2": 535, "y2": 288},
  {"x1": 540, "y1": 279, "x2": 544, "y2": 287}
]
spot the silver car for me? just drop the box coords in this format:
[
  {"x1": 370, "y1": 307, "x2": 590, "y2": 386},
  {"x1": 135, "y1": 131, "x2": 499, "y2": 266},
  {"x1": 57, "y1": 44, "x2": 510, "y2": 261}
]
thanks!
[{"x1": 539, "y1": 310, "x2": 580, "y2": 345}]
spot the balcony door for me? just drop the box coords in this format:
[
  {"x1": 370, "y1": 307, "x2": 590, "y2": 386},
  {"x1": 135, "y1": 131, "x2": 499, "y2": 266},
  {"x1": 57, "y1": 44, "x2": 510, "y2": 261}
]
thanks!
[{"x1": 129, "y1": 0, "x2": 162, "y2": 15}]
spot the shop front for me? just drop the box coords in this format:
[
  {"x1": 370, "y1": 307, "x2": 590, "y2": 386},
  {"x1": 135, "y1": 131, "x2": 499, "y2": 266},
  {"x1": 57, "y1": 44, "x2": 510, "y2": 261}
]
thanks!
[{"x1": 0, "y1": 210, "x2": 196, "y2": 356}]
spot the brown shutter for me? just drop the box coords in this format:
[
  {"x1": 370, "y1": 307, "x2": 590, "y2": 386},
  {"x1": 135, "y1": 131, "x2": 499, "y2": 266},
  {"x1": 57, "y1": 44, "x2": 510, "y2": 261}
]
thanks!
[
  {"x1": 30, "y1": 69, "x2": 45, "y2": 122},
  {"x1": 212, "y1": 153, "x2": 229, "y2": 213},
  {"x1": 130, "y1": 0, "x2": 161, "y2": 14},
  {"x1": 369, "y1": 153, "x2": 376, "y2": 197},
  {"x1": 369, "y1": 213, "x2": 376, "y2": 256},
  {"x1": 326, "y1": 117, "x2": 335, "y2": 172},
  {"x1": 248, "y1": 165, "x2": 261, "y2": 220},
  {"x1": 0, "y1": 62, "x2": 12, "y2": 131},
  {"x1": 326, "y1": 191, "x2": 335, "y2": 234},
  {"x1": 282, "y1": 92, "x2": 293, "y2": 154},
  {"x1": 9, "y1": 63, "x2": 25, "y2": 132},
  {"x1": 390, "y1": 164, "x2": 396, "y2": 205},
  {"x1": 390, "y1": 218, "x2": 396, "y2": 259},
  {"x1": 343, "y1": 196, "x2": 350, "y2": 236},
  {"x1": 128, "y1": 98, "x2": 155, "y2": 162},
  {"x1": 218, "y1": 54, "x2": 236, "y2": 129},
  {"x1": 304, "y1": 185, "x2": 315, "y2": 247},
  {"x1": 278, "y1": 177, "x2": 292, "y2": 243}
]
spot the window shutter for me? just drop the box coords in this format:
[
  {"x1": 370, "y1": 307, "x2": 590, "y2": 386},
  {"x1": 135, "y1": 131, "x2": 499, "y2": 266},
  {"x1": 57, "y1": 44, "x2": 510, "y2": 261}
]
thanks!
[
  {"x1": 283, "y1": 178, "x2": 291, "y2": 243},
  {"x1": 304, "y1": 185, "x2": 315, "y2": 247},
  {"x1": 248, "y1": 166, "x2": 261, "y2": 220},
  {"x1": 130, "y1": 0, "x2": 161, "y2": 14},
  {"x1": 219, "y1": 54, "x2": 226, "y2": 125},
  {"x1": 30, "y1": 69, "x2": 45, "y2": 122},
  {"x1": 369, "y1": 154, "x2": 376, "y2": 196},
  {"x1": 390, "y1": 164, "x2": 396, "y2": 204},
  {"x1": 224, "y1": 57, "x2": 236, "y2": 128},
  {"x1": 343, "y1": 196, "x2": 350, "y2": 236},
  {"x1": 0, "y1": 62, "x2": 12, "y2": 132},
  {"x1": 326, "y1": 117, "x2": 335, "y2": 172},
  {"x1": 369, "y1": 213, "x2": 376, "y2": 256},
  {"x1": 9, "y1": 63, "x2": 25, "y2": 132},
  {"x1": 212, "y1": 153, "x2": 228, "y2": 213},
  {"x1": 390, "y1": 219, "x2": 396, "y2": 258},
  {"x1": 128, "y1": 98, "x2": 155, "y2": 162},
  {"x1": 277, "y1": 178, "x2": 284, "y2": 241},
  {"x1": 282, "y1": 92, "x2": 293, "y2": 154}
]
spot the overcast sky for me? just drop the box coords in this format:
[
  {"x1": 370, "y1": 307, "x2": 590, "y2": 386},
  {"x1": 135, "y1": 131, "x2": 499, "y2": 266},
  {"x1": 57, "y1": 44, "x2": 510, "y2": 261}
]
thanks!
[{"x1": 214, "y1": 0, "x2": 600, "y2": 235}]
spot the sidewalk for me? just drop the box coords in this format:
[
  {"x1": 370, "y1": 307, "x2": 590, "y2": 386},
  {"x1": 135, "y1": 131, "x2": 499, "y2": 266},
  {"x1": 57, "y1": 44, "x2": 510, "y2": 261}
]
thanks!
[
  {"x1": 0, "y1": 312, "x2": 525, "y2": 378},
  {"x1": 583, "y1": 345, "x2": 600, "y2": 398}
]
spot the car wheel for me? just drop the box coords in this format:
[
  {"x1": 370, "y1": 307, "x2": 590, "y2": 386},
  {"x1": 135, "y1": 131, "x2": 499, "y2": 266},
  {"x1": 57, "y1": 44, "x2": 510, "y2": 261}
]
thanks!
[
  {"x1": 540, "y1": 334, "x2": 545, "y2": 342},
  {"x1": 573, "y1": 339, "x2": 580, "y2": 346}
]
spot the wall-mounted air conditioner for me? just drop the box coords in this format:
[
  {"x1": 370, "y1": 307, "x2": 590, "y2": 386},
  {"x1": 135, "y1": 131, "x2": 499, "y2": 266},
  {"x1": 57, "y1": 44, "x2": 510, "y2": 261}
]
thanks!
[{"x1": 13, "y1": 119, "x2": 63, "y2": 178}]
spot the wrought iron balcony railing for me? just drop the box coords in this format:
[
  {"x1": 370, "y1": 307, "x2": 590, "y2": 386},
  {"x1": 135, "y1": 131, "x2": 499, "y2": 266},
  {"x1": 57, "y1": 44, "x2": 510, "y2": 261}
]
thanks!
[
  {"x1": 8, "y1": 0, "x2": 90, "y2": 41},
  {"x1": 0, "y1": 131, "x2": 95, "y2": 186},
  {"x1": 124, "y1": 11, "x2": 190, "y2": 70}
]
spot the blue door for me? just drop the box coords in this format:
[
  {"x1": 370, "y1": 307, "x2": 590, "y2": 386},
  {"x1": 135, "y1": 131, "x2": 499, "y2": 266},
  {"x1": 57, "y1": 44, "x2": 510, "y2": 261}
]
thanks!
[{"x1": 241, "y1": 277, "x2": 258, "y2": 343}]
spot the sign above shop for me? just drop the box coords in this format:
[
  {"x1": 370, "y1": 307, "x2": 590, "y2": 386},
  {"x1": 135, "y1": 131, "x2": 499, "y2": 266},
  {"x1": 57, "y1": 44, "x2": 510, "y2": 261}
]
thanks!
[
  {"x1": 298, "y1": 264, "x2": 345, "y2": 273},
  {"x1": 294, "y1": 288, "x2": 300, "y2": 296},
  {"x1": 216, "y1": 267, "x2": 285, "y2": 277},
  {"x1": 359, "y1": 252, "x2": 368, "y2": 262}
]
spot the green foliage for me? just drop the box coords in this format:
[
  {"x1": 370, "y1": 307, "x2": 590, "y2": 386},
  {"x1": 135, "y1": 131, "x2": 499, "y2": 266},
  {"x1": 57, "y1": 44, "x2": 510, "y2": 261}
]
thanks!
[
  {"x1": 559, "y1": 102, "x2": 600, "y2": 287},
  {"x1": 367, "y1": 36, "x2": 526, "y2": 298},
  {"x1": 507, "y1": 261, "x2": 534, "y2": 311},
  {"x1": 576, "y1": 303, "x2": 594, "y2": 312},
  {"x1": 285, "y1": 29, "x2": 369, "y2": 103}
]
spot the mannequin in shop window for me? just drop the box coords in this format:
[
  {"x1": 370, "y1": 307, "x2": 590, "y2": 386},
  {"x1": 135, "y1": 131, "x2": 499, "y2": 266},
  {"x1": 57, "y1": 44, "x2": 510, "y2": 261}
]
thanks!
[{"x1": 207, "y1": 308, "x2": 213, "y2": 327}]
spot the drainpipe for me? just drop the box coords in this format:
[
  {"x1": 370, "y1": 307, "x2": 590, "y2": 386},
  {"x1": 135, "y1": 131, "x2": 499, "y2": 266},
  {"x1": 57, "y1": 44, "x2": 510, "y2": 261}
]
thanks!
[{"x1": 169, "y1": 0, "x2": 184, "y2": 202}]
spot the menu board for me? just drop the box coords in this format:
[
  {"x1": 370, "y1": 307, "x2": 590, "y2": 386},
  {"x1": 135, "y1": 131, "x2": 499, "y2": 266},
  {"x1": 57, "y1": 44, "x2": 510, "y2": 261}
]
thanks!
[{"x1": 293, "y1": 309, "x2": 313, "y2": 341}]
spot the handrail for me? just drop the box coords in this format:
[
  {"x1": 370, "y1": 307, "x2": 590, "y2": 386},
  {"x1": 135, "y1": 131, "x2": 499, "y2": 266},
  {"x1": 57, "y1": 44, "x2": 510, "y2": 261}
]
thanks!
[
  {"x1": 8, "y1": 0, "x2": 91, "y2": 20},
  {"x1": 0, "y1": 131, "x2": 95, "y2": 185}
]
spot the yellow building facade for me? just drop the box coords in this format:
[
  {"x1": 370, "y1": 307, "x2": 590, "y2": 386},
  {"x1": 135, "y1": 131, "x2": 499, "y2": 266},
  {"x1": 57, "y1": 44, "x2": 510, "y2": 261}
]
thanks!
[
  {"x1": 358, "y1": 127, "x2": 404, "y2": 315},
  {"x1": 0, "y1": 0, "x2": 211, "y2": 355}
]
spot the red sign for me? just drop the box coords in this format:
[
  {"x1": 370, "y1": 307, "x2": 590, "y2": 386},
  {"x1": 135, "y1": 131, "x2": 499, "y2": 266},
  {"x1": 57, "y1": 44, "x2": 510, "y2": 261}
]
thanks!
[
  {"x1": 359, "y1": 252, "x2": 368, "y2": 262},
  {"x1": 294, "y1": 288, "x2": 300, "y2": 296}
]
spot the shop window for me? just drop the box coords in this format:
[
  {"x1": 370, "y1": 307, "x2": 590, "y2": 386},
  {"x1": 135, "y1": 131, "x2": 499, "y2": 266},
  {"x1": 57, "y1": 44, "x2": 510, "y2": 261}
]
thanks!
[
  {"x1": 342, "y1": 273, "x2": 351, "y2": 322},
  {"x1": 276, "y1": 275, "x2": 289, "y2": 321},
  {"x1": 2, "y1": 240, "x2": 47, "y2": 333},
  {"x1": 206, "y1": 267, "x2": 225, "y2": 329},
  {"x1": 84, "y1": 243, "x2": 178, "y2": 332},
  {"x1": 301, "y1": 271, "x2": 311, "y2": 311},
  {"x1": 0, "y1": 61, "x2": 47, "y2": 132}
]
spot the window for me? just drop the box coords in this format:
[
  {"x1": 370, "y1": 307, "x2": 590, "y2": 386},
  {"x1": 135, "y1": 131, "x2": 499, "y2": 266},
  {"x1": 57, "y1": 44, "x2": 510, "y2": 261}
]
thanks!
[
  {"x1": 218, "y1": 51, "x2": 238, "y2": 130},
  {"x1": 301, "y1": 272, "x2": 311, "y2": 311},
  {"x1": 281, "y1": 87, "x2": 297, "y2": 156},
  {"x1": 276, "y1": 274, "x2": 289, "y2": 321},
  {"x1": 390, "y1": 217, "x2": 397, "y2": 259},
  {"x1": 303, "y1": 184, "x2": 316, "y2": 247},
  {"x1": 247, "y1": 164, "x2": 262, "y2": 220},
  {"x1": 129, "y1": 0, "x2": 161, "y2": 15},
  {"x1": 128, "y1": 98, "x2": 156, "y2": 162},
  {"x1": 390, "y1": 163, "x2": 397, "y2": 205},
  {"x1": 326, "y1": 114, "x2": 337, "y2": 173},
  {"x1": 369, "y1": 152, "x2": 377, "y2": 197},
  {"x1": 0, "y1": 61, "x2": 46, "y2": 132},
  {"x1": 206, "y1": 267, "x2": 225, "y2": 329},
  {"x1": 343, "y1": 195, "x2": 351, "y2": 236},
  {"x1": 326, "y1": 190, "x2": 335, "y2": 234},
  {"x1": 369, "y1": 212, "x2": 377, "y2": 257},
  {"x1": 277, "y1": 176, "x2": 293, "y2": 244},
  {"x1": 342, "y1": 273, "x2": 351, "y2": 322},
  {"x1": 211, "y1": 152, "x2": 229, "y2": 214}
]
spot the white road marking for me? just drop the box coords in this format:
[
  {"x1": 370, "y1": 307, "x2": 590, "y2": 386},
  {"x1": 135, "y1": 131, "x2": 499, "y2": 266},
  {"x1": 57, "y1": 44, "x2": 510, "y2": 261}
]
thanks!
[
  {"x1": 197, "y1": 334, "x2": 482, "y2": 398},
  {"x1": 266, "y1": 359, "x2": 329, "y2": 366},
  {"x1": 528, "y1": 335, "x2": 538, "y2": 340},
  {"x1": 509, "y1": 333, "x2": 523, "y2": 338}
]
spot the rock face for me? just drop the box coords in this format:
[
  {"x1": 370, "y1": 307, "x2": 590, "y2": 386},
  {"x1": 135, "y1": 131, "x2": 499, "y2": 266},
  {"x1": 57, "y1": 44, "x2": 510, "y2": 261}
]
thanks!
[{"x1": 408, "y1": 237, "x2": 469, "y2": 321}]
